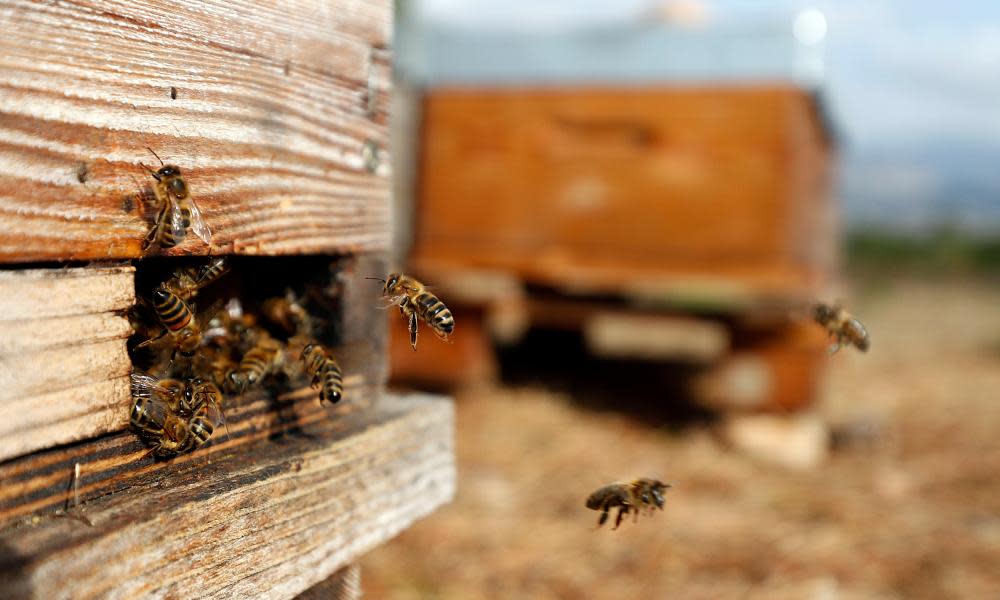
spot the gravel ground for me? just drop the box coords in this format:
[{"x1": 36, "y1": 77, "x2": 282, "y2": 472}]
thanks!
[{"x1": 362, "y1": 279, "x2": 1000, "y2": 599}]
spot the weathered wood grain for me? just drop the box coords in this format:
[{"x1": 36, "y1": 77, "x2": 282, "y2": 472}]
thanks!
[
  {"x1": 0, "y1": 393, "x2": 455, "y2": 600},
  {"x1": 295, "y1": 564, "x2": 361, "y2": 600},
  {"x1": 0, "y1": 266, "x2": 135, "y2": 462},
  {"x1": 0, "y1": 0, "x2": 392, "y2": 262}
]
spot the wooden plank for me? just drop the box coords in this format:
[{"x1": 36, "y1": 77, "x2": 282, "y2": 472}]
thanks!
[
  {"x1": 584, "y1": 312, "x2": 729, "y2": 362},
  {"x1": 0, "y1": 266, "x2": 134, "y2": 462},
  {"x1": 0, "y1": 0, "x2": 392, "y2": 262},
  {"x1": 295, "y1": 564, "x2": 361, "y2": 600},
  {"x1": 0, "y1": 393, "x2": 455, "y2": 600}
]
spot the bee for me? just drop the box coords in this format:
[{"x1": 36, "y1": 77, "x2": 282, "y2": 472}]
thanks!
[
  {"x1": 129, "y1": 395, "x2": 192, "y2": 457},
  {"x1": 129, "y1": 392, "x2": 170, "y2": 434},
  {"x1": 195, "y1": 346, "x2": 239, "y2": 389},
  {"x1": 130, "y1": 372, "x2": 196, "y2": 415},
  {"x1": 140, "y1": 288, "x2": 203, "y2": 356},
  {"x1": 812, "y1": 302, "x2": 870, "y2": 354},
  {"x1": 301, "y1": 343, "x2": 344, "y2": 405},
  {"x1": 585, "y1": 478, "x2": 671, "y2": 530},
  {"x1": 151, "y1": 415, "x2": 193, "y2": 457},
  {"x1": 141, "y1": 148, "x2": 211, "y2": 252},
  {"x1": 370, "y1": 273, "x2": 454, "y2": 350},
  {"x1": 262, "y1": 290, "x2": 314, "y2": 338},
  {"x1": 186, "y1": 398, "x2": 225, "y2": 449},
  {"x1": 225, "y1": 335, "x2": 285, "y2": 394},
  {"x1": 160, "y1": 258, "x2": 228, "y2": 301}
]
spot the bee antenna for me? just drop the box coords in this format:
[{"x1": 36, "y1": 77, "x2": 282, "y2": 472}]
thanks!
[
  {"x1": 365, "y1": 277, "x2": 386, "y2": 283},
  {"x1": 140, "y1": 162, "x2": 161, "y2": 181},
  {"x1": 146, "y1": 147, "x2": 165, "y2": 167}
]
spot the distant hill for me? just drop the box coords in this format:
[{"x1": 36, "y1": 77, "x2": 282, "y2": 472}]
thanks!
[{"x1": 840, "y1": 140, "x2": 1000, "y2": 234}]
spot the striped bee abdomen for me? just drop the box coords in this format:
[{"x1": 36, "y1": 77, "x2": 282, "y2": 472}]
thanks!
[
  {"x1": 301, "y1": 343, "x2": 344, "y2": 405},
  {"x1": 318, "y1": 359, "x2": 343, "y2": 404},
  {"x1": 187, "y1": 403, "x2": 222, "y2": 448},
  {"x1": 415, "y1": 291, "x2": 454, "y2": 334},
  {"x1": 226, "y1": 339, "x2": 281, "y2": 393},
  {"x1": 151, "y1": 288, "x2": 193, "y2": 332}
]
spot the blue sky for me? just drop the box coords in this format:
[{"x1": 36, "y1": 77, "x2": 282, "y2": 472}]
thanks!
[{"x1": 408, "y1": 1, "x2": 1000, "y2": 231}]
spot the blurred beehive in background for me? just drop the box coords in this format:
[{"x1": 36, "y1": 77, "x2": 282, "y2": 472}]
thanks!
[{"x1": 391, "y1": 11, "x2": 837, "y2": 414}]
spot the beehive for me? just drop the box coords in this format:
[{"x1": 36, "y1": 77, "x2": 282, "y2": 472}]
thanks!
[{"x1": 0, "y1": 2, "x2": 455, "y2": 598}]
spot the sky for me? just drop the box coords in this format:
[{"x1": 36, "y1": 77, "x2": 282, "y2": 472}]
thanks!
[{"x1": 405, "y1": 0, "x2": 1000, "y2": 231}]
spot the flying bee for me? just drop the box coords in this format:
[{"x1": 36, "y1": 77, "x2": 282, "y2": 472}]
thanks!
[
  {"x1": 138, "y1": 288, "x2": 203, "y2": 357},
  {"x1": 262, "y1": 289, "x2": 314, "y2": 338},
  {"x1": 585, "y1": 478, "x2": 671, "y2": 530},
  {"x1": 812, "y1": 302, "x2": 870, "y2": 354},
  {"x1": 369, "y1": 273, "x2": 454, "y2": 350},
  {"x1": 225, "y1": 335, "x2": 285, "y2": 394},
  {"x1": 160, "y1": 258, "x2": 228, "y2": 301},
  {"x1": 300, "y1": 343, "x2": 344, "y2": 405},
  {"x1": 141, "y1": 148, "x2": 211, "y2": 252},
  {"x1": 130, "y1": 372, "x2": 196, "y2": 416}
]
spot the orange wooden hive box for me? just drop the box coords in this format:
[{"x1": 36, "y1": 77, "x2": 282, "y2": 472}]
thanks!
[
  {"x1": 394, "y1": 84, "x2": 836, "y2": 411},
  {"x1": 412, "y1": 85, "x2": 834, "y2": 299}
]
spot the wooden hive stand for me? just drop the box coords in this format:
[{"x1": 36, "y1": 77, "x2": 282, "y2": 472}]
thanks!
[{"x1": 0, "y1": 2, "x2": 455, "y2": 598}]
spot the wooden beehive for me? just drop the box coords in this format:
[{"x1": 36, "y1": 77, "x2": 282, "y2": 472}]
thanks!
[
  {"x1": 0, "y1": 2, "x2": 455, "y2": 598},
  {"x1": 411, "y1": 85, "x2": 834, "y2": 300},
  {"x1": 397, "y1": 85, "x2": 834, "y2": 409}
]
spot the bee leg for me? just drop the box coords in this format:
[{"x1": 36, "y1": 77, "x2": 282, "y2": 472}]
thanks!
[
  {"x1": 409, "y1": 310, "x2": 419, "y2": 351},
  {"x1": 613, "y1": 507, "x2": 627, "y2": 530},
  {"x1": 597, "y1": 509, "x2": 609, "y2": 528},
  {"x1": 135, "y1": 329, "x2": 168, "y2": 350},
  {"x1": 827, "y1": 342, "x2": 841, "y2": 356},
  {"x1": 141, "y1": 209, "x2": 164, "y2": 251}
]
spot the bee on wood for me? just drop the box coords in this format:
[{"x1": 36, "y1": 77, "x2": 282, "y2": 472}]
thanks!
[
  {"x1": 160, "y1": 258, "x2": 228, "y2": 301},
  {"x1": 141, "y1": 148, "x2": 211, "y2": 252},
  {"x1": 129, "y1": 391, "x2": 170, "y2": 434},
  {"x1": 129, "y1": 394, "x2": 192, "y2": 457},
  {"x1": 301, "y1": 343, "x2": 344, "y2": 405},
  {"x1": 130, "y1": 372, "x2": 196, "y2": 415},
  {"x1": 370, "y1": 273, "x2": 454, "y2": 350},
  {"x1": 812, "y1": 302, "x2": 870, "y2": 354},
  {"x1": 586, "y1": 478, "x2": 671, "y2": 530},
  {"x1": 186, "y1": 397, "x2": 225, "y2": 449},
  {"x1": 225, "y1": 335, "x2": 285, "y2": 394},
  {"x1": 262, "y1": 289, "x2": 314, "y2": 338},
  {"x1": 139, "y1": 288, "x2": 204, "y2": 357}
]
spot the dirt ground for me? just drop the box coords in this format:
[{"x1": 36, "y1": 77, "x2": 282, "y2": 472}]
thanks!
[{"x1": 361, "y1": 279, "x2": 1000, "y2": 599}]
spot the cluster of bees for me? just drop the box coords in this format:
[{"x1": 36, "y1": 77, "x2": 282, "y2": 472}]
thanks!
[
  {"x1": 129, "y1": 149, "x2": 457, "y2": 458},
  {"x1": 127, "y1": 257, "x2": 346, "y2": 457},
  {"x1": 127, "y1": 262, "x2": 458, "y2": 458}
]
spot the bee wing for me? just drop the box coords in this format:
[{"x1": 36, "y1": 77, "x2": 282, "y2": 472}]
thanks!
[
  {"x1": 196, "y1": 299, "x2": 226, "y2": 329},
  {"x1": 130, "y1": 372, "x2": 160, "y2": 399},
  {"x1": 187, "y1": 200, "x2": 212, "y2": 245}
]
